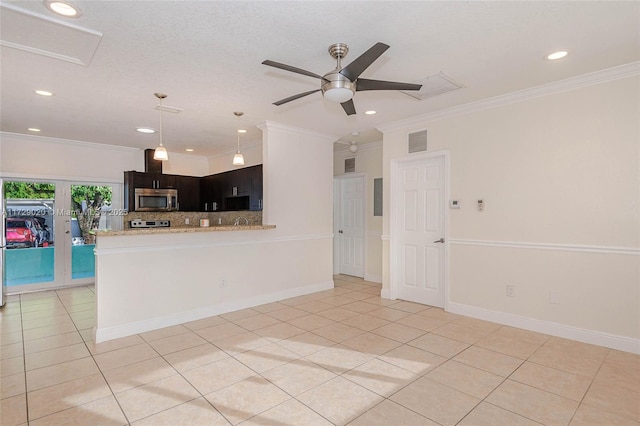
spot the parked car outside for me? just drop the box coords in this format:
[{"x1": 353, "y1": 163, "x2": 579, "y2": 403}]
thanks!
[{"x1": 5, "y1": 217, "x2": 37, "y2": 248}]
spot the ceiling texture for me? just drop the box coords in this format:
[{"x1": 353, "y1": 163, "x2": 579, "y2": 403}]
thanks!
[{"x1": 1, "y1": 1, "x2": 639, "y2": 157}]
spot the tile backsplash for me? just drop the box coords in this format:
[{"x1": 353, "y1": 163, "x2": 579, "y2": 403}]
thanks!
[{"x1": 124, "y1": 211, "x2": 262, "y2": 228}]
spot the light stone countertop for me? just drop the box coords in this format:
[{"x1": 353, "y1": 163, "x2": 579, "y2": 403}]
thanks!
[{"x1": 96, "y1": 224, "x2": 276, "y2": 236}]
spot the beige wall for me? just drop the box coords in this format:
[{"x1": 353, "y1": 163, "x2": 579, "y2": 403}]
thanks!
[
  {"x1": 334, "y1": 142, "x2": 383, "y2": 282},
  {"x1": 208, "y1": 141, "x2": 263, "y2": 175},
  {"x1": 0, "y1": 132, "x2": 210, "y2": 180},
  {"x1": 162, "y1": 152, "x2": 210, "y2": 176},
  {"x1": 381, "y1": 74, "x2": 639, "y2": 350}
]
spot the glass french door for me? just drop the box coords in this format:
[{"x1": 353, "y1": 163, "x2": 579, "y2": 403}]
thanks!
[
  {"x1": 3, "y1": 180, "x2": 56, "y2": 291},
  {"x1": 67, "y1": 183, "x2": 118, "y2": 283},
  {"x1": 3, "y1": 179, "x2": 121, "y2": 292}
]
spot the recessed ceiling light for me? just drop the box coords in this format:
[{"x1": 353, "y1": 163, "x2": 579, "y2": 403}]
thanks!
[
  {"x1": 185, "y1": 148, "x2": 194, "y2": 152},
  {"x1": 237, "y1": 129, "x2": 247, "y2": 134},
  {"x1": 35, "y1": 90, "x2": 54, "y2": 96},
  {"x1": 136, "y1": 127, "x2": 156, "y2": 134},
  {"x1": 547, "y1": 50, "x2": 568, "y2": 60},
  {"x1": 28, "y1": 128, "x2": 41, "y2": 132},
  {"x1": 44, "y1": 0, "x2": 81, "y2": 17},
  {"x1": 364, "y1": 110, "x2": 377, "y2": 115}
]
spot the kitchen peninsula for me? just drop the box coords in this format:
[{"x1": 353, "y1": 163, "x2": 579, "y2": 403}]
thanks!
[{"x1": 93, "y1": 121, "x2": 337, "y2": 343}]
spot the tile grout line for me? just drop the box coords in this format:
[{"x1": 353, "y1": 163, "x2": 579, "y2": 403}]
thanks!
[
  {"x1": 18, "y1": 293, "x2": 31, "y2": 426},
  {"x1": 29, "y1": 285, "x2": 132, "y2": 425}
]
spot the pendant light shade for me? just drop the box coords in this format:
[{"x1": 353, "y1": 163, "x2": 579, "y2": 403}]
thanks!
[
  {"x1": 153, "y1": 92, "x2": 169, "y2": 161},
  {"x1": 233, "y1": 152, "x2": 245, "y2": 166},
  {"x1": 153, "y1": 145, "x2": 168, "y2": 161},
  {"x1": 233, "y1": 111, "x2": 245, "y2": 166}
]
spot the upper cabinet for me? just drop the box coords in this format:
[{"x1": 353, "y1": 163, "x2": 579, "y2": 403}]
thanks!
[
  {"x1": 124, "y1": 165, "x2": 262, "y2": 212},
  {"x1": 249, "y1": 165, "x2": 263, "y2": 211},
  {"x1": 175, "y1": 175, "x2": 201, "y2": 212},
  {"x1": 200, "y1": 165, "x2": 262, "y2": 212},
  {"x1": 124, "y1": 171, "x2": 177, "y2": 211}
]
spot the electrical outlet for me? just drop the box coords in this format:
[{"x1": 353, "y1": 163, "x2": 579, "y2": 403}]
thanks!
[
  {"x1": 219, "y1": 279, "x2": 226, "y2": 288},
  {"x1": 185, "y1": 218, "x2": 190, "y2": 225},
  {"x1": 506, "y1": 285, "x2": 515, "y2": 297},
  {"x1": 549, "y1": 291, "x2": 560, "y2": 304}
]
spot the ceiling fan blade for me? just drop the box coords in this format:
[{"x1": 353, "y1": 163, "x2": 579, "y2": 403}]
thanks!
[
  {"x1": 339, "y1": 42, "x2": 390, "y2": 82},
  {"x1": 273, "y1": 89, "x2": 321, "y2": 106},
  {"x1": 341, "y1": 99, "x2": 356, "y2": 116},
  {"x1": 262, "y1": 60, "x2": 322, "y2": 79},
  {"x1": 356, "y1": 78, "x2": 422, "y2": 92}
]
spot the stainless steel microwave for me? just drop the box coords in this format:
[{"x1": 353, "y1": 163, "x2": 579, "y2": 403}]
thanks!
[{"x1": 134, "y1": 188, "x2": 178, "y2": 211}]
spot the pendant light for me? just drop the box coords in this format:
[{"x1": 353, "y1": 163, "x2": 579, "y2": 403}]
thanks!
[
  {"x1": 153, "y1": 93, "x2": 169, "y2": 161},
  {"x1": 232, "y1": 111, "x2": 245, "y2": 166}
]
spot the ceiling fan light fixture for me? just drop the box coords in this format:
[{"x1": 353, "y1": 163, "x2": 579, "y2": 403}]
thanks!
[
  {"x1": 321, "y1": 73, "x2": 355, "y2": 103},
  {"x1": 323, "y1": 87, "x2": 354, "y2": 103}
]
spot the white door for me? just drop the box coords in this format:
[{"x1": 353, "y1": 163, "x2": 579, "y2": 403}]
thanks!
[
  {"x1": 337, "y1": 175, "x2": 365, "y2": 277},
  {"x1": 393, "y1": 154, "x2": 446, "y2": 307}
]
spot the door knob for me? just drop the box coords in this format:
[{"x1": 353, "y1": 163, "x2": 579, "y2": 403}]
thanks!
[{"x1": 433, "y1": 237, "x2": 445, "y2": 243}]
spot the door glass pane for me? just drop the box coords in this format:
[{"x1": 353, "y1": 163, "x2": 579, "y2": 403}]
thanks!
[
  {"x1": 70, "y1": 185, "x2": 113, "y2": 280},
  {"x1": 3, "y1": 181, "x2": 55, "y2": 287}
]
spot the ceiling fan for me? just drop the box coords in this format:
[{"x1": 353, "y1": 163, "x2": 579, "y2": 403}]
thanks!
[{"x1": 262, "y1": 42, "x2": 422, "y2": 116}]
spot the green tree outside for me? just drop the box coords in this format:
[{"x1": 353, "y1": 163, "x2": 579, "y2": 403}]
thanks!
[{"x1": 4, "y1": 182, "x2": 112, "y2": 244}]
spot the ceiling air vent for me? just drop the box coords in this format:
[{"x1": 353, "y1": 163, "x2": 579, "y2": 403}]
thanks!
[
  {"x1": 345, "y1": 158, "x2": 356, "y2": 173},
  {"x1": 409, "y1": 130, "x2": 427, "y2": 153},
  {"x1": 401, "y1": 72, "x2": 464, "y2": 101}
]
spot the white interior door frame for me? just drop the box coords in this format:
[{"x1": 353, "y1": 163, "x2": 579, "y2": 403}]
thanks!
[
  {"x1": 389, "y1": 150, "x2": 450, "y2": 307},
  {"x1": 333, "y1": 173, "x2": 367, "y2": 277}
]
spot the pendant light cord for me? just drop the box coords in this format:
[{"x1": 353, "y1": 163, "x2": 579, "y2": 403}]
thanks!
[{"x1": 158, "y1": 97, "x2": 164, "y2": 147}]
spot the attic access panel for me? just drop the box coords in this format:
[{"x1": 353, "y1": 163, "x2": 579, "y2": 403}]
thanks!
[
  {"x1": 401, "y1": 72, "x2": 464, "y2": 101},
  {"x1": 0, "y1": 3, "x2": 102, "y2": 66}
]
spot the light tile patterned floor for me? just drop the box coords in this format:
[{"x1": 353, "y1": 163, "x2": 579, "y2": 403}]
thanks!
[{"x1": 1, "y1": 275, "x2": 638, "y2": 425}]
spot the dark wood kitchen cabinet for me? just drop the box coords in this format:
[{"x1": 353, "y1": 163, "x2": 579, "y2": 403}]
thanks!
[
  {"x1": 125, "y1": 171, "x2": 176, "y2": 190},
  {"x1": 198, "y1": 165, "x2": 262, "y2": 211},
  {"x1": 124, "y1": 171, "x2": 177, "y2": 211},
  {"x1": 200, "y1": 174, "x2": 222, "y2": 212},
  {"x1": 175, "y1": 175, "x2": 201, "y2": 212},
  {"x1": 124, "y1": 165, "x2": 262, "y2": 212},
  {"x1": 249, "y1": 165, "x2": 263, "y2": 211}
]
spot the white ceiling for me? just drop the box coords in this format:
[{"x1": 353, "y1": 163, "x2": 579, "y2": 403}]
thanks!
[{"x1": 1, "y1": 1, "x2": 638, "y2": 157}]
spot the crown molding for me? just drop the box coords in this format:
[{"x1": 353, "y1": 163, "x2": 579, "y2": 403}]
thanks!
[
  {"x1": 0, "y1": 131, "x2": 141, "y2": 152},
  {"x1": 378, "y1": 61, "x2": 640, "y2": 133},
  {"x1": 256, "y1": 120, "x2": 340, "y2": 143}
]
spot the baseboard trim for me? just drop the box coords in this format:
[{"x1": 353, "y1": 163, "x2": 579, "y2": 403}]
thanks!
[
  {"x1": 95, "y1": 280, "x2": 334, "y2": 343},
  {"x1": 447, "y1": 302, "x2": 640, "y2": 354}
]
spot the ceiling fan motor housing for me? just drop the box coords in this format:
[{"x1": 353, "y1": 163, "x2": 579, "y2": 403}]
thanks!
[{"x1": 322, "y1": 72, "x2": 355, "y2": 103}]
